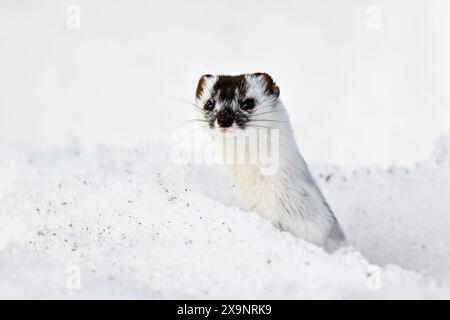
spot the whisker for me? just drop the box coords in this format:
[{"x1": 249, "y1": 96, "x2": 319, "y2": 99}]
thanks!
[
  {"x1": 250, "y1": 119, "x2": 287, "y2": 123},
  {"x1": 253, "y1": 105, "x2": 276, "y2": 112},
  {"x1": 174, "y1": 119, "x2": 209, "y2": 131},
  {"x1": 179, "y1": 119, "x2": 209, "y2": 124},
  {"x1": 245, "y1": 124, "x2": 272, "y2": 130},
  {"x1": 251, "y1": 109, "x2": 285, "y2": 117},
  {"x1": 178, "y1": 97, "x2": 207, "y2": 115},
  {"x1": 173, "y1": 123, "x2": 210, "y2": 144}
]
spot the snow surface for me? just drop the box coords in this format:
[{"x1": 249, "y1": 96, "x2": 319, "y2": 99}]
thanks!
[{"x1": 1, "y1": 137, "x2": 450, "y2": 299}]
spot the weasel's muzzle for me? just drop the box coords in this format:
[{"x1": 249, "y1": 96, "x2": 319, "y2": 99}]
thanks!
[{"x1": 216, "y1": 108, "x2": 235, "y2": 128}]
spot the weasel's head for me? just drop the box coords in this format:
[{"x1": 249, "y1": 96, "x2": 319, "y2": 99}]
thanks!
[{"x1": 195, "y1": 73, "x2": 280, "y2": 131}]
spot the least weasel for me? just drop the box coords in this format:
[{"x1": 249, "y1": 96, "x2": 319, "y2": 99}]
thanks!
[{"x1": 195, "y1": 73, "x2": 346, "y2": 251}]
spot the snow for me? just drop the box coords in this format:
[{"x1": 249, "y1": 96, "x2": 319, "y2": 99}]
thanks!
[{"x1": 1, "y1": 137, "x2": 449, "y2": 299}]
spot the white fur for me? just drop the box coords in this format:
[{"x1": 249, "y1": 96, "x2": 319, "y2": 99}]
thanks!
[{"x1": 197, "y1": 75, "x2": 346, "y2": 251}]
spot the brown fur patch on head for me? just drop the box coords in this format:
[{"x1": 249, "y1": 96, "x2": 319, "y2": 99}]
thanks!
[
  {"x1": 253, "y1": 72, "x2": 280, "y2": 97},
  {"x1": 195, "y1": 74, "x2": 213, "y2": 99},
  {"x1": 213, "y1": 75, "x2": 247, "y2": 103}
]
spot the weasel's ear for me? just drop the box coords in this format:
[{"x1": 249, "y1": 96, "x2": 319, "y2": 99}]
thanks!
[
  {"x1": 253, "y1": 72, "x2": 280, "y2": 97},
  {"x1": 196, "y1": 74, "x2": 213, "y2": 99}
]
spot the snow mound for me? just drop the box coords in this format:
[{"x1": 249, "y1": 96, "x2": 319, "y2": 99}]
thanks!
[{"x1": 0, "y1": 138, "x2": 449, "y2": 299}]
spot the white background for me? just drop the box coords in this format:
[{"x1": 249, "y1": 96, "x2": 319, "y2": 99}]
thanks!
[{"x1": 0, "y1": 0, "x2": 449, "y2": 166}]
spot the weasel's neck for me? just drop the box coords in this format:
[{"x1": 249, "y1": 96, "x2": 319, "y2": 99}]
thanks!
[{"x1": 224, "y1": 100, "x2": 309, "y2": 181}]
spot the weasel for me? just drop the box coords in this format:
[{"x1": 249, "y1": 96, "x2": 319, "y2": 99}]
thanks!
[{"x1": 195, "y1": 73, "x2": 346, "y2": 251}]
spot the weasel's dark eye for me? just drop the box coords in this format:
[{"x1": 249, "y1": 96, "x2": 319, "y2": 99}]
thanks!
[
  {"x1": 204, "y1": 100, "x2": 215, "y2": 111},
  {"x1": 240, "y1": 98, "x2": 256, "y2": 111}
]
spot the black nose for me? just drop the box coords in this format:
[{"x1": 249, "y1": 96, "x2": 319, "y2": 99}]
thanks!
[{"x1": 217, "y1": 108, "x2": 234, "y2": 128}]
